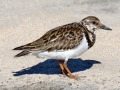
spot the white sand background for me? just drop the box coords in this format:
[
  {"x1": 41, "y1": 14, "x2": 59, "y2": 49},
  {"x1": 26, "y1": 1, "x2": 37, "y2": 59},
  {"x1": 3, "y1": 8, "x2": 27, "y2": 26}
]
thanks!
[{"x1": 0, "y1": 0, "x2": 120, "y2": 90}]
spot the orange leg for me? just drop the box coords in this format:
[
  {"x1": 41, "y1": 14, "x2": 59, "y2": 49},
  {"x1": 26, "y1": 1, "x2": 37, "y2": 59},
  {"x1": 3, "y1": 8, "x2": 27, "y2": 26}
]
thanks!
[
  {"x1": 63, "y1": 61, "x2": 80, "y2": 80},
  {"x1": 58, "y1": 60, "x2": 67, "y2": 75}
]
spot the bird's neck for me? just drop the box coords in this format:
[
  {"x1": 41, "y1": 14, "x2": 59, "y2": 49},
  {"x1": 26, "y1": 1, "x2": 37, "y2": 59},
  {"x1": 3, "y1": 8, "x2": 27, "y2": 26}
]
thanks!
[
  {"x1": 80, "y1": 21, "x2": 96, "y2": 48},
  {"x1": 84, "y1": 30, "x2": 96, "y2": 48}
]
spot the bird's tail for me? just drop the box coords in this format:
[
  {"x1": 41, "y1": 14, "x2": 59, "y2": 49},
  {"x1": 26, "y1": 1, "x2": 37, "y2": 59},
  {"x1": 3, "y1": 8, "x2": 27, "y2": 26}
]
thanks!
[{"x1": 14, "y1": 50, "x2": 31, "y2": 57}]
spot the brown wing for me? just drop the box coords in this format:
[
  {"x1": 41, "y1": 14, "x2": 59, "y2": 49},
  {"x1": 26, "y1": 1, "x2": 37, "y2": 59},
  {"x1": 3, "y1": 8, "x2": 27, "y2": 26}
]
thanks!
[{"x1": 13, "y1": 22, "x2": 85, "y2": 51}]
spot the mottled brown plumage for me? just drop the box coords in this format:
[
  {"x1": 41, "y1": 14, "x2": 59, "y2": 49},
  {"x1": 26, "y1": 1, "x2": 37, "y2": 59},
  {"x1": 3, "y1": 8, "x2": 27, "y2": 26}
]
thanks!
[
  {"x1": 14, "y1": 50, "x2": 30, "y2": 57},
  {"x1": 14, "y1": 22, "x2": 85, "y2": 51}
]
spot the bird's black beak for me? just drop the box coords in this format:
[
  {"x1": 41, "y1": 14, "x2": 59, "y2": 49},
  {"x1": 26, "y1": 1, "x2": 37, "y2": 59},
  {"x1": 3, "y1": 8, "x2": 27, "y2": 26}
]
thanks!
[{"x1": 100, "y1": 24, "x2": 112, "y2": 30}]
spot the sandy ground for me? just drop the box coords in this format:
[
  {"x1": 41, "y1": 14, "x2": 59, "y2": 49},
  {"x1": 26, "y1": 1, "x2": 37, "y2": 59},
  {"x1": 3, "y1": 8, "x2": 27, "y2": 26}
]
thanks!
[{"x1": 0, "y1": 0, "x2": 120, "y2": 90}]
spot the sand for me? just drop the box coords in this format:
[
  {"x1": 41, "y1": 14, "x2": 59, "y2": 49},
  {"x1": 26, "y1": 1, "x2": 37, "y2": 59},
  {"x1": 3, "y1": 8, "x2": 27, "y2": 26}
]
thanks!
[{"x1": 0, "y1": 0, "x2": 120, "y2": 90}]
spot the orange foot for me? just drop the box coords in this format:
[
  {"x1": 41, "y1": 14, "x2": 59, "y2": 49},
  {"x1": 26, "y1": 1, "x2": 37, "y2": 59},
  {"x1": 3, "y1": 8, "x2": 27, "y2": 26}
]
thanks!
[{"x1": 69, "y1": 75, "x2": 86, "y2": 80}]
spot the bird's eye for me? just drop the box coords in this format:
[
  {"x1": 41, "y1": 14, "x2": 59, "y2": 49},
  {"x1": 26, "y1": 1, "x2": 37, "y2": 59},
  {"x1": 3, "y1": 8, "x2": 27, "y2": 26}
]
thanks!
[
  {"x1": 92, "y1": 21, "x2": 98, "y2": 25},
  {"x1": 92, "y1": 21, "x2": 96, "y2": 25}
]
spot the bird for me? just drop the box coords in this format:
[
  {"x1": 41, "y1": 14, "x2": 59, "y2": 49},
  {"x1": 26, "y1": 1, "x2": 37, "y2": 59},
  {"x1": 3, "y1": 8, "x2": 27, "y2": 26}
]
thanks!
[{"x1": 13, "y1": 16, "x2": 112, "y2": 79}]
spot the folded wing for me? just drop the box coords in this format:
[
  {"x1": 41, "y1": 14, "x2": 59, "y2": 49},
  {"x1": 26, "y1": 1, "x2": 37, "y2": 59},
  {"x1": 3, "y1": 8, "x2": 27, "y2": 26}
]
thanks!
[{"x1": 13, "y1": 22, "x2": 84, "y2": 52}]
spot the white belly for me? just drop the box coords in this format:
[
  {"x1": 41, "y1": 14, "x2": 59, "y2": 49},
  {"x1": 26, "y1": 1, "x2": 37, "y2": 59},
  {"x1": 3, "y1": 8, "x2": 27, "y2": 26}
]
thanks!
[{"x1": 33, "y1": 34, "x2": 89, "y2": 60}]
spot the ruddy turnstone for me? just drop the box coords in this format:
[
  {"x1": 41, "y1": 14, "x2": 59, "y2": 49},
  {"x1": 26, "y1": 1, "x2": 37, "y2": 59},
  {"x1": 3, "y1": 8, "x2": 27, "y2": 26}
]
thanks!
[{"x1": 13, "y1": 16, "x2": 112, "y2": 79}]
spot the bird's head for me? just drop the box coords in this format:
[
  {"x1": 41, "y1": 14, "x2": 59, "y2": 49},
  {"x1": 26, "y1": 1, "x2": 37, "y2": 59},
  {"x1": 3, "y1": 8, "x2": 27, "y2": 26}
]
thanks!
[{"x1": 80, "y1": 16, "x2": 112, "y2": 33}]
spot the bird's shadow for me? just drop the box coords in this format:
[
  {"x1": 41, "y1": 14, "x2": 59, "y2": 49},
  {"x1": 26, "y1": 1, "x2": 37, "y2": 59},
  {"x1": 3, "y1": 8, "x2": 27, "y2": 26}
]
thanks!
[{"x1": 13, "y1": 58, "x2": 101, "y2": 76}]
